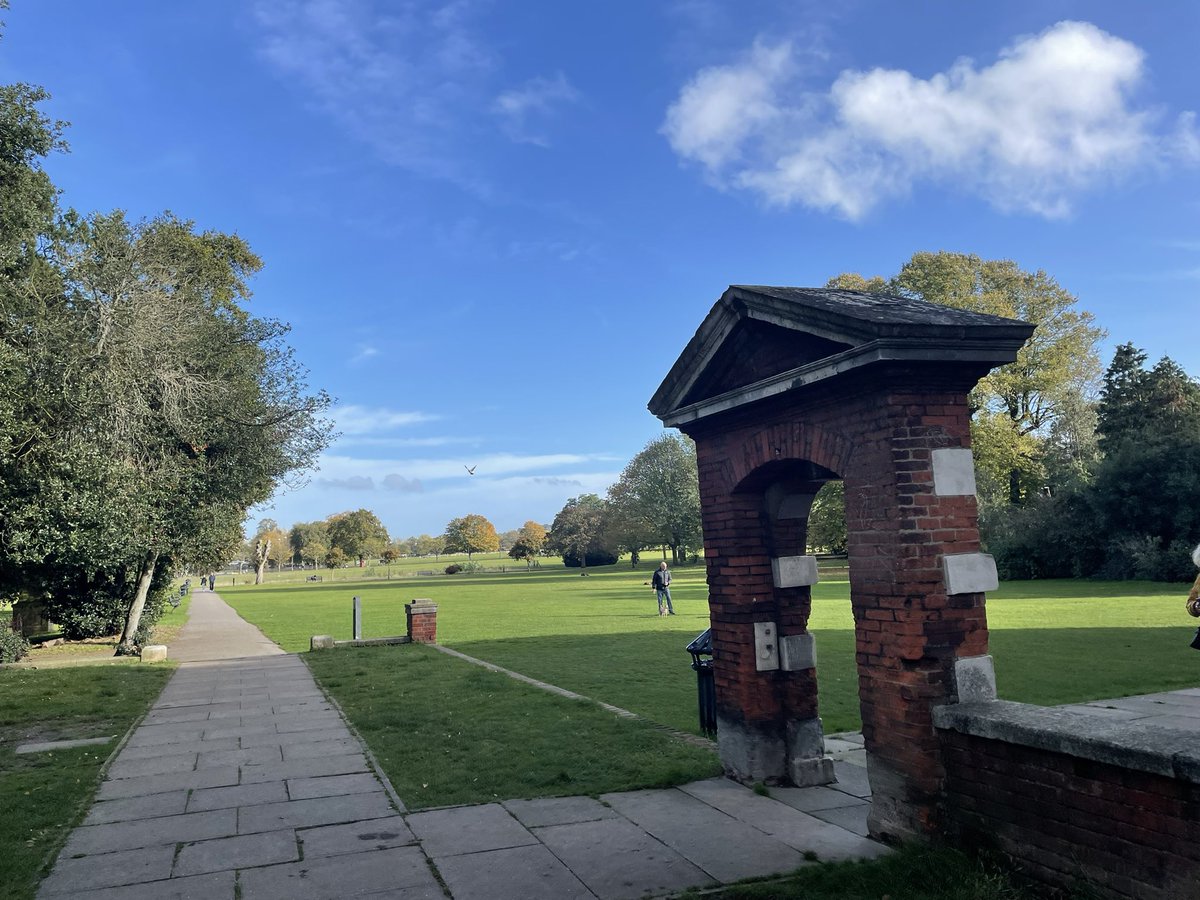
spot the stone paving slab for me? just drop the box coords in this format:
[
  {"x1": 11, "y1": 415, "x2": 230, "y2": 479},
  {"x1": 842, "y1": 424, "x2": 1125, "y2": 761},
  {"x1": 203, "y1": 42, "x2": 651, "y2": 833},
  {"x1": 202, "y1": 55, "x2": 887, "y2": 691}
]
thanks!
[
  {"x1": 534, "y1": 815, "x2": 714, "y2": 899},
  {"x1": 118, "y1": 736, "x2": 239, "y2": 760},
  {"x1": 288, "y1": 772, "x2": 384, "y2": 801},
  {"x1": 237, "y1": 792, "x2": 395, "y2": 834},
  {"x1": 408, "y1": 802, "x2": 540, "y2": 858},
  {"x1": 63, "y1": 809, "x2": 236, "y2": 856},
  {"x1": 770, "y1": 783, "x2": 870, "y2": 814},
  {"x1": 174, "y1": 829, "x2": 299, "y2": 877},
  {"x1": 106, "y1": 751, "x2": 198, "y2": 780},
  {"x1": 186, "y1": 780, "x2": 289, "y2": 813},
  {"x1": 95, "y1": 765, "x2": 239, "y2": 801},
  {"x1": 84, "y1": 791, "x2": 190, "y2": 826},
  {"x1": 238, "y1": 846, "x2": 441, "y2": 899},
  {"x1": 433, "y1": 843, "x2": 593, "y2": 900},
  {"x1": 809, "y1": 803, "x2": 872, "y2": 837},
  {"x1": 240, "y1": 752, "x2": 371, "y2": 784},
  {"x1": 16, "y1": 736, "x2": 115, "y2": 755},
  {"x1": 39, "y1": 845, "x2": 176, "y2": 894},
  {"x1": 58, "y1": 871, "x2": 235, "y2": 900},
  {"x1": 601, "y1": 787, "x2": 810, "y2": 883},
  {"x1": 298, "y1": 815, "x2": 417, "y2": 858},
  {"x1": 502, "y1": 796, "x2": 618, "y2": 828},
  {"x1": 831, "y1": 759, "x2": 872, "y2": 798},
  {"x1": 679, "y1": 777, "x2": 888, "y2": 862}
]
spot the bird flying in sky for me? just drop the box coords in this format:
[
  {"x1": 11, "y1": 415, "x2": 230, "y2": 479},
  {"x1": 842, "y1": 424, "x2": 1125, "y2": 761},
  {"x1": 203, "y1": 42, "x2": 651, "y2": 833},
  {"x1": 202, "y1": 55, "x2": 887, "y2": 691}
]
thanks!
[{"x1": 464, "y1": 465, "x2": 477, "y2": 475}]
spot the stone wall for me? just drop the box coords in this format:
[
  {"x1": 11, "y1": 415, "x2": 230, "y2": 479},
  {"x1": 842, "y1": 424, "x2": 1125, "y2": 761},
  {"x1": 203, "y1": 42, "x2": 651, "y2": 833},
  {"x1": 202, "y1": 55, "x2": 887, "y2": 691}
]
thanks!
[{"x1": 935, "y1": 701, "x2": 1200, "y2": 899}]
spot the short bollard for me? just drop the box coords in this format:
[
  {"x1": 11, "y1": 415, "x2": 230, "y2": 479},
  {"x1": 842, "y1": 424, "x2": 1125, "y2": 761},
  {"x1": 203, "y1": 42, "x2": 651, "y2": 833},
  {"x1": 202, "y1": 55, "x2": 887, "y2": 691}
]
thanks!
[
  {"x1": 140, "y1": 645, "x2": 168, "y2": 662},
  {"x1": 352, "y1": 595, "x2": 362, "y2": 641},
  {"x1": 310, "y1": 635, "x2": 335, "y2": 650}
]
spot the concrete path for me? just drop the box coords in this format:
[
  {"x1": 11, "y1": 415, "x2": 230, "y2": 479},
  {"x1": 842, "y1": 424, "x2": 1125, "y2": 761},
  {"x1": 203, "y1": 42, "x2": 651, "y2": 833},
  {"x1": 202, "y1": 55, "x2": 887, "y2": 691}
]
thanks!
[{"x1": 40, "y1": 589, "x2": 888, "y2": 899}]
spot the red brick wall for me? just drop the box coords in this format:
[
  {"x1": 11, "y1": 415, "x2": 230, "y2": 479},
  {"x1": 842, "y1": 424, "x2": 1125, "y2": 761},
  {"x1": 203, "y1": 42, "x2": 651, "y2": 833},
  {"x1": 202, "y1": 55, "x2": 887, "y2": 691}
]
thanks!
[
  {"x1": 940, "y1": 730, "x2": 1200, "y2": 899},
  {"x1": 406, "y1": 604, "x2": 438, "y2": 644}
]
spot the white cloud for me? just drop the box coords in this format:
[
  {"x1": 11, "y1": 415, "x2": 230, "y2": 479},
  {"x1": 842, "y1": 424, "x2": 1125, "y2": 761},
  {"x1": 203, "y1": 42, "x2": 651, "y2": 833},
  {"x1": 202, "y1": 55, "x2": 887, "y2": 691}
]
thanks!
[
  {"x1": 332, "y1": 405, "x2": 439, "y2": 435},
  {"x1": 348, "y1": 344, "x2": 380, "y2": 365},
  {"x1": 314, "y1": 451, "x2": 610, "y2": 482},
  {"x1": 663, "y1": 21, "x2": 1193, "y2": 219},
  {"x1": 492, "y1": 72, "x2": 580, "y2": 146}
]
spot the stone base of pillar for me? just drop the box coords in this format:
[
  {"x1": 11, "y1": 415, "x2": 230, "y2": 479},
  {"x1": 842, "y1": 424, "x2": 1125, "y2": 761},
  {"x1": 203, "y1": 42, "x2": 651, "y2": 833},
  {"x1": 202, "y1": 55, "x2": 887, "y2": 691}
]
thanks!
[
  {"x1": 864, "y1": 753, "x2": 937, "y2": 843},
  {"x1": 786, "y1": 716, "x2": 834, "y2": 786},
  {"x1": 716, "y1": 714, "x2": 786, "y2": 783}
]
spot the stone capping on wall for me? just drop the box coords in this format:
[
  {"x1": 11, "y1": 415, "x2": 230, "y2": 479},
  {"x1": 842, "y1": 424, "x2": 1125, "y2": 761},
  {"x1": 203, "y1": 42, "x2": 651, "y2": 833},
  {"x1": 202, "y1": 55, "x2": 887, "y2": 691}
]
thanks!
[{"x1": 933, "y1": 700, "x2": 1200, "y2": 784}]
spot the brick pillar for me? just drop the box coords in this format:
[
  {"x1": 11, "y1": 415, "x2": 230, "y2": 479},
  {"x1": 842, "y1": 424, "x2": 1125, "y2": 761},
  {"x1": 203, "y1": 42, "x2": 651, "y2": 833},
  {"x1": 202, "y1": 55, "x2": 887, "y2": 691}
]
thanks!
[
  {"x1": 844, "y1": 386, "x2": 990, "y2": 840},
  {"x1": 696, "y1": 441, "x2": 833, "y2": 786},
  {"x1": 406, "y1": 599, "x2": 438, "y2": 644}
]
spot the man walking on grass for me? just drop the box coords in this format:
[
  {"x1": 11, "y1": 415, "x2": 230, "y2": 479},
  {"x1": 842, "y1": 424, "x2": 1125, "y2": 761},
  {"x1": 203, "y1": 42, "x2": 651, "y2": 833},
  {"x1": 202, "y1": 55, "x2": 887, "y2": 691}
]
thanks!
[{"x1": 652, "y1": 561, "x2": 675, "y2": 616}]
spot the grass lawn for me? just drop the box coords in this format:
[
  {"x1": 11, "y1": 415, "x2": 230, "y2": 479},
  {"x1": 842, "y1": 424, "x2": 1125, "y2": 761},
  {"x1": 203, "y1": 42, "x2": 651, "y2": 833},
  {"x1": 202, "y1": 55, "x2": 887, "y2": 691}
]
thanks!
[
  {"x1": 0, "y1": 663, "x2": 175, "y2": 900},
  {"x1": 223, "y1": 565, "x2": 1200, "y2": 735},
  {"x1": 304, "y1": 643, "x2": 721, "y2": 809},
  {"x1": 698, "y1": 844, "x2": 1039, "y2": 900}
]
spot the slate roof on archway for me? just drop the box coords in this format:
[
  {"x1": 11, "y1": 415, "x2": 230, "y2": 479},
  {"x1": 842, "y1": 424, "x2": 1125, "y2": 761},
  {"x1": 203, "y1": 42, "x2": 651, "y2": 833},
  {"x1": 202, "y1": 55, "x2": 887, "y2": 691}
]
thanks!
[{"x1": 649, "y1": 286, "x2": 1035, "y2": 428}]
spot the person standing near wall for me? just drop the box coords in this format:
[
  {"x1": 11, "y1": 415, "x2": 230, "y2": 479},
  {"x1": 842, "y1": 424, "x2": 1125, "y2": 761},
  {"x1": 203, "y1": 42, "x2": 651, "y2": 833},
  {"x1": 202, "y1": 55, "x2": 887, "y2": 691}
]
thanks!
[{"x1": 652, "y1": 561, "x2": 675, "y2": 616}]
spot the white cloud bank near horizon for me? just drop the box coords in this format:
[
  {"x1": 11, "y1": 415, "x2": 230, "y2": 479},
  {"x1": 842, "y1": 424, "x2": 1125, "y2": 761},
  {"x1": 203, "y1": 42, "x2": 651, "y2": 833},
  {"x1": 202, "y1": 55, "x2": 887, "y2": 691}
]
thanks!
[{"x1": 663, "y1": 20, "x2": 1199, "y2": 220}]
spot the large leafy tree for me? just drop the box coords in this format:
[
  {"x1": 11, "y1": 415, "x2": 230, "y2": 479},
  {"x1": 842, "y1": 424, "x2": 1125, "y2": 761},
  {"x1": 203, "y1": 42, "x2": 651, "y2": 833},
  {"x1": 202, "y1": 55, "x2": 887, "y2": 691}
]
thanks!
[
  {"x1": 829, "y1": 252, "x2": 1105, "y2": 506},
  {"x1": 548, "y1": 494, "x2": 613, "y2": 572},
  {"x1": 0, "y1": 59, "x2": 332, "y2": 648},
  {"x1": 443, "y1": 514, "x2": 499, "y2": 560},
  {"x1": 605, "y1": 434, "x2": 702, "y2": 565},
  {"x1": 327, "y1": 509, "x2": 389, "y2": 567}
]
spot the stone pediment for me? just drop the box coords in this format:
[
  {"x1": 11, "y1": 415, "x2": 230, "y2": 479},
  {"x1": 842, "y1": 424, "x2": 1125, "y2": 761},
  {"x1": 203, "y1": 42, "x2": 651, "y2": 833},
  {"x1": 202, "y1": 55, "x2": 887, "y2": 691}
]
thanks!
[{"x1": 648, "y1": 285, "x2": 1035, "y2": 427}]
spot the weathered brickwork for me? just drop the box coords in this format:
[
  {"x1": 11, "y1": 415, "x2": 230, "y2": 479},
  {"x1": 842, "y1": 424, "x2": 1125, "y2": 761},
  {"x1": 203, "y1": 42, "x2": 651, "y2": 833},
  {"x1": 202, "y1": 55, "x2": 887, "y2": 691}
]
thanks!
[
  {"x1": 939, "y1": 730, "x2": 1200, "y2": 899},
  {"x1": 405, "y1": 601, "x2": 438, "y2": 644},
  {"x1": 681, "y1": 365, "x2": 991, "y2": 838}
]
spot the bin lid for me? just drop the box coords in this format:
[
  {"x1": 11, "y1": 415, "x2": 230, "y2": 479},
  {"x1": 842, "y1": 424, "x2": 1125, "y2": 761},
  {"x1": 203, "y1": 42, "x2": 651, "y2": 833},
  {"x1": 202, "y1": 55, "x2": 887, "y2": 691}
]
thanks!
[{"x1": 686, "y1": 628, "x2": 712, "y2": 655}]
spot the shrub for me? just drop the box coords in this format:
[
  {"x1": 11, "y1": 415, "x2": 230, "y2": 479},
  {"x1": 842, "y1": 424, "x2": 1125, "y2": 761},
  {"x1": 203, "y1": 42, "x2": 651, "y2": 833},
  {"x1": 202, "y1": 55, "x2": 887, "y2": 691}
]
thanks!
[
  {"x1": 444, "y1": 564, "x2": 463, "y2": 575},
  {"x1": 0, "y1": 627, "x2": 30, "y2": 663},
  {"x1": 561, "y1": 549, "x2": 618, "y2": 568}
]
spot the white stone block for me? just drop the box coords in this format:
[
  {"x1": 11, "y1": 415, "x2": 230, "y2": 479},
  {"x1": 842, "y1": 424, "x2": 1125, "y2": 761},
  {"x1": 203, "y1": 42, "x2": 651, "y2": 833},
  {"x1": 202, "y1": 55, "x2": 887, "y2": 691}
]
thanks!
[
  {"x1": 310, "y1": 634, "x2": 336, "y2": 650},
  {"x1": 932, "y1": 448, "x2": 977, "y2": 497},
  {"x1": 771, "y1": 555, "x2": 819, "y2": 589},
  {"x1": 779, "y1": 633, "x2": 816, "y2": 671},
  {"x1": 140, "y1": 645, "x2": 168, "y2": 662},
  {"x1": 942, "y1": 552, "x2": 998, "y2": 595},
  {"x1": 954, "y1": 655, "x2": 997, "y2": 702},
  {"x1": 753, "y1": 621, "x2": 779, "y2": 671}
]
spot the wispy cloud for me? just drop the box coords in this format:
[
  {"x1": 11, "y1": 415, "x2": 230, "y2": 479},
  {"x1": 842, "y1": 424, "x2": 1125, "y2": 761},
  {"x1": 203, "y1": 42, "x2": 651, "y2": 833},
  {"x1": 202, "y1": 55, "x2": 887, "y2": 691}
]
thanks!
[
  {"x1": 250, "y1": 0, "x2": 495, "y2": 186},
  {"x1": 348, "y1": 344, "x2": 380, "y2": 365},
  {"x1": 663, "y1": 21, "x2": 1197, "y2": 220},
  {"x1": 313, "y1": 451, "x2": 613, "y2": 483},
  {"x1": 492, "y1": 72, "x2": 580, "y2": 146},
  {"x1": 382, "y1": 474, "x2": 424, "y2": 492},
  {"x1": 332, "y1": 405, "x2": 439, "y2": 435},
  {"x1": 318, "y1": 475, "x2": 376, "y2": 490}
]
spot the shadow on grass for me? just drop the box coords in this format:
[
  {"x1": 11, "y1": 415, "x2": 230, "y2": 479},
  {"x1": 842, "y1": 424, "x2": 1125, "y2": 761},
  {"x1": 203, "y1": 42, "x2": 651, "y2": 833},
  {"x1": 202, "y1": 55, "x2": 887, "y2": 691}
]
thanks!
[{"x1": 454, "y1": 626, "x2": 1200, "y2": 736}]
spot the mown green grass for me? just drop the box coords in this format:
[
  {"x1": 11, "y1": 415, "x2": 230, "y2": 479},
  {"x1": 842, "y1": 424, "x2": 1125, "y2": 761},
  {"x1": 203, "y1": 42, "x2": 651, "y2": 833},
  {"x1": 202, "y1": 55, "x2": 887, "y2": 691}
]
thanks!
[
  {"x1": 224, "y1": 566, "x2": 1200, "y2": 735},
  {"x1": 305, "y1": 643, "x2": 720, "y2": 809},
  {"x1": 0, "y1": 663, "x2": 175, "y2": 900},
  {"x1": 233, "y1": 550, "x2": 575, "y2": 587},
  {"x1": 699, "y1": 844, "x2": 1041, "y2": 900}
]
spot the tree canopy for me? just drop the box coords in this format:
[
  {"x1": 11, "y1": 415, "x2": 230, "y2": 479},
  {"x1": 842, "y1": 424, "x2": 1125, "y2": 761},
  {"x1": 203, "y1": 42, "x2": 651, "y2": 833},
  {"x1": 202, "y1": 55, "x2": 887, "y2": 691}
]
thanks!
[
  {"x1": 605, "y1": 434, "x2": 702, "y2": 565},
  {"x1": 0, "y1": 67, "x2": 333, "y2": 648},
  {"x1": 443, "y1": 514, "x2": 499, "y2": 559}
]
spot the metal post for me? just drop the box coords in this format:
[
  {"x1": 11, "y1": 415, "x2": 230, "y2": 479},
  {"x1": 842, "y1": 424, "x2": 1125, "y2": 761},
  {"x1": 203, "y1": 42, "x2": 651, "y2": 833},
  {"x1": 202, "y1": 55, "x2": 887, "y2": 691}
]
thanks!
[{"x1": 352, "y1": 596, "x2": 362, "y2": 641}]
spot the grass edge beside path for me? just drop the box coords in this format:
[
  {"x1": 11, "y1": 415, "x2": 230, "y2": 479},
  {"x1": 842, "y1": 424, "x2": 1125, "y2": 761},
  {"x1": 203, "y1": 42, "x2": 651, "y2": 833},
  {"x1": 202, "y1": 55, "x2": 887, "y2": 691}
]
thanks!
[
  {"x1": 0, "y1": 662, "x2": 176, "y2": 900},
  {"x1": 304, "y1": 643, "x2": 721, "y2": 810}
]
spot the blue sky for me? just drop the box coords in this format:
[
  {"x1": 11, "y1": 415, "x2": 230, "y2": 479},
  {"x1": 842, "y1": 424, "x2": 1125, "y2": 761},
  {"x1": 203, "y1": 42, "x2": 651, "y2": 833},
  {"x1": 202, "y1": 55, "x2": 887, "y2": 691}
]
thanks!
[{"x1": 3, "y1": 1, "x2": 1198, "y2": 539}]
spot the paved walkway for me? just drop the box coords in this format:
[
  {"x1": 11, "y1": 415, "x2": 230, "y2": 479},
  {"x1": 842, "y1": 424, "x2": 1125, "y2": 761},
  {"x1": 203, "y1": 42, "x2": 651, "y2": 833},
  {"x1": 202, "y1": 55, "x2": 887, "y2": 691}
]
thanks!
[{"x1": 39, "y1": 589, "x2": 888, "y2": 898}]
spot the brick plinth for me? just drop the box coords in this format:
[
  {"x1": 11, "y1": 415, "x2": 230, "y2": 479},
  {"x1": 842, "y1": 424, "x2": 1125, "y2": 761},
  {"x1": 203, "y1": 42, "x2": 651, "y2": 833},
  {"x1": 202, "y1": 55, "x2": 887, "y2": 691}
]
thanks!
[
  {"x1": 405, "y1": 600, "x2": 438, "y2": 644},
  {"x1": 682, "y1": 365, "x2": 992, "y2": 837}
]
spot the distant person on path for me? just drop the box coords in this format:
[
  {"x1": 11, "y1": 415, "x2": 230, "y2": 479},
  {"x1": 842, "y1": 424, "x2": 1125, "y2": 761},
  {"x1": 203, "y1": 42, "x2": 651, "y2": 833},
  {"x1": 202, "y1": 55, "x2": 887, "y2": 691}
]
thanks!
[
  {"x1": 208, "y1": 574, "x2": 217, "y2": 591},
  {"x1": 652, "y1": 561, "x2": 675, "y2": 616},
  {"x1": 1187, "y1": 544, "x2": 1200, "y2": 618},
  {"x1": 200, "y1": 575, "x2": 208, "y2": 591}
]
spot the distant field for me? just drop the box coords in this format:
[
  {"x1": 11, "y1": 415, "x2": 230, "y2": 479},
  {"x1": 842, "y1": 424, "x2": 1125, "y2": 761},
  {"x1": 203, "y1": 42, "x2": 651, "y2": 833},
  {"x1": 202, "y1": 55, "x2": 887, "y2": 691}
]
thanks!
[{"x1": 222, "y1": 567, "x2": 1200, "y2": 735}]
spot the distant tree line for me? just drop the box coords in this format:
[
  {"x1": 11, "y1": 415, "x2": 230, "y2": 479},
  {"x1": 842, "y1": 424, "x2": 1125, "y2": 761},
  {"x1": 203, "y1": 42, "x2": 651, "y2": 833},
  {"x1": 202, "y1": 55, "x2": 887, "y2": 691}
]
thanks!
[{"x1": 0, "y1": 60, "x2": 332, "y2": 653}]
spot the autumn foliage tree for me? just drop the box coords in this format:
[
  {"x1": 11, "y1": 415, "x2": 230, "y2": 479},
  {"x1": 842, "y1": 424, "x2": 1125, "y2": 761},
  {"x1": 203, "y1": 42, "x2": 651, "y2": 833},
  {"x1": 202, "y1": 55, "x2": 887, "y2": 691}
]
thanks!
[{"x1": 443, "y1": 514, "x2": 499, "y2": 559}]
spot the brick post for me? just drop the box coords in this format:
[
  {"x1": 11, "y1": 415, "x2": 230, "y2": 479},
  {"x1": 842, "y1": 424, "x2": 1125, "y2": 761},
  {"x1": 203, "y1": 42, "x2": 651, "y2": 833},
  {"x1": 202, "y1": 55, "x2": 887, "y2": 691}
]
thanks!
[{"x1": 405, "y1": 599, "x2": 438, "y2": 644}]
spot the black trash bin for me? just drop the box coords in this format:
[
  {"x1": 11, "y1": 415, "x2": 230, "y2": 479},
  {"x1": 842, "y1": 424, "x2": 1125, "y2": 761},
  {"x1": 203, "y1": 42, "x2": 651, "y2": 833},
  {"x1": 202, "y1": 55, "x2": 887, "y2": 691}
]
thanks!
[{"x1": 686, "y1": 628, "x2": 716, "y2": 736}]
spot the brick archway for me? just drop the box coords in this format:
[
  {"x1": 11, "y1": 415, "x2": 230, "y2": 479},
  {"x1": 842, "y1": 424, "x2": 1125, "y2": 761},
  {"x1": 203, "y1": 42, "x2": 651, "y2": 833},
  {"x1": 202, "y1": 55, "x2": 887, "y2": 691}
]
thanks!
[{"x1": 650, "y1": 287, "x2": 1033, "y2": 841}]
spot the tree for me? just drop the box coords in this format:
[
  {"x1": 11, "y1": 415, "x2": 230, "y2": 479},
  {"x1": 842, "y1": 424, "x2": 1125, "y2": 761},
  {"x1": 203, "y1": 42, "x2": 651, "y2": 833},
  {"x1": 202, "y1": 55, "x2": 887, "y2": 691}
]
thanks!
[
  {"x1": 327, "y1": 509, "x2": 389, "y2": 567},
  {"x1": 412, "y1": 533, "x2": 445, "y2": 560},
  {"x1": 605, "y1": 434, "x2": 702, "y2": 564},
  {"x1": 831, "y1": 253, "x2": 1104, "y2": 508},
  {"x1": 443, "y1": 514, "x2": 499, "y2": 559},
  {"x1": 0, "y1": 75, "x2": 333, "y2": 650},
  {"x1": 508, "y1": 520, "x2": 547, "y2": 568},
  {"x1": 289, "y1": 520, "x2": 329, "y2": 567},
  {"x1": 806, "y1": 481, "x2": 846, "y2": 554},
  {"x1": 548, "y1": 495, "x2": 614, "y2": 572}
]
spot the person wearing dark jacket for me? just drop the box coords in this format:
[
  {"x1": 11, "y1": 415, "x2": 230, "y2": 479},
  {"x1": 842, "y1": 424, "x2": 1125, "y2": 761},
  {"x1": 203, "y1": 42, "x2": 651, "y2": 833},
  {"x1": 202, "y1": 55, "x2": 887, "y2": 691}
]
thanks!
[{"x1": 651, "y1": 561, "x2": 675, "y2": 616}]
